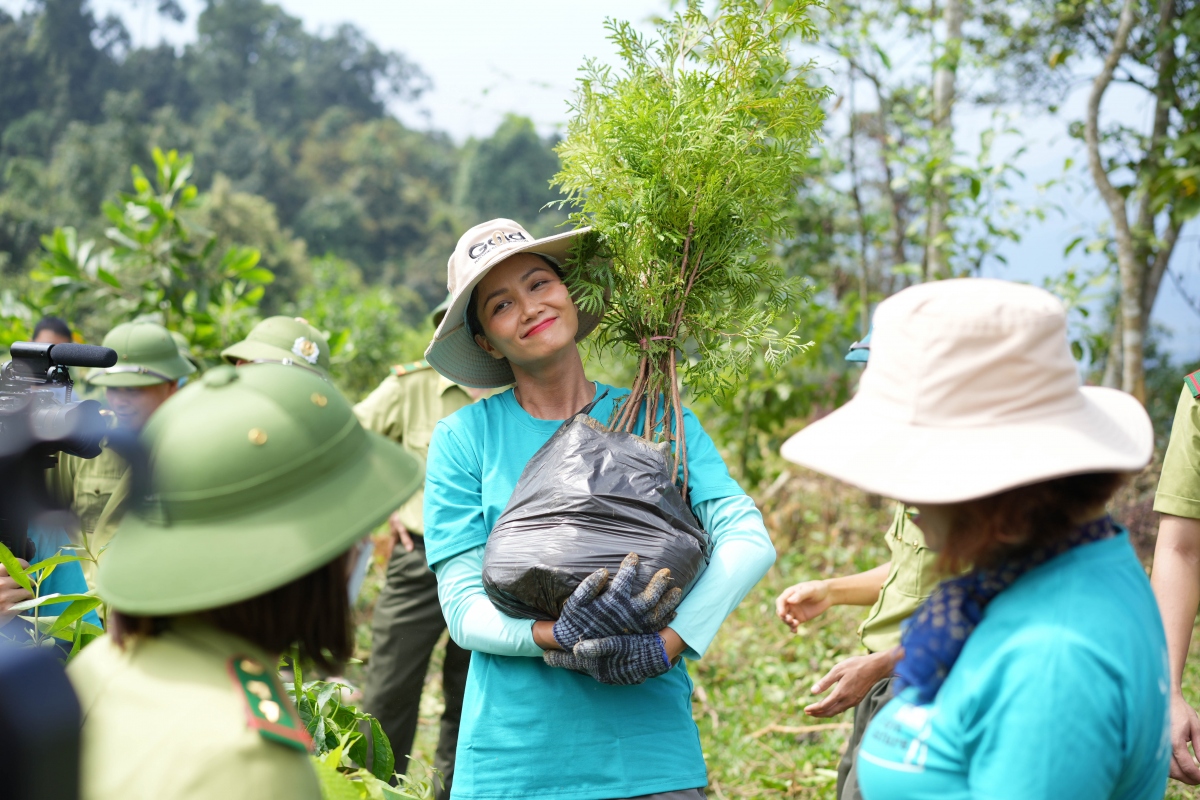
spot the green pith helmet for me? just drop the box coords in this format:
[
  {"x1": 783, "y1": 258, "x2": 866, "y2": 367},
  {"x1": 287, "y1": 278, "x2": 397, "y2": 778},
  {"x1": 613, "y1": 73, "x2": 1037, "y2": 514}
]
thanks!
[
  {"x1": 431, "y1": 293, "x2": 453, "y2": 327},
  {"x1": 97, "y1": 363, "x2": 423, "y2": 615},
  {"x1": 90, "y1": 321, "x2": 197, "y2": 387},
  {"x1": 221, "y1": 316, "x2": 331, "y2": 374}
]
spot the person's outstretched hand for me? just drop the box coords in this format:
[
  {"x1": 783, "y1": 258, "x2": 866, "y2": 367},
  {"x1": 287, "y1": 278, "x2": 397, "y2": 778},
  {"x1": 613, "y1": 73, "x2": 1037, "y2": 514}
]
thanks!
[
  {"x1": 552, "y1": 553, "x2": 682, "y2": 650},
  {"x1": 1169, "y1": 693, "x2": 1200, "y2": 784},
  {"x1": 544, "y1": 633, "x2": 673, "y2": 686},
  {"x1": 776, "y1": 580, "x2": 834, "y2": 632},
  {"x1": 805, "y1": 648, "x2": 899, "y2": 718},
  {"x1": 0, "y1": 559, "x2": 32, "y2": 627}
]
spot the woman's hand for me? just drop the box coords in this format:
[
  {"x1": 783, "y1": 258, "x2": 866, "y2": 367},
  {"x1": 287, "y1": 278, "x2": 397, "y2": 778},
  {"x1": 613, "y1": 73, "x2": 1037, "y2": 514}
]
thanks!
[
  {"x1": 1168, "y1": 693, "x2": 1200, "y2": 784},
  {"x1": 0, "y1": 559, "x2": 32, "y2": 627},
  {"x1": 544, "y1": 632, "x2": 673, "y2": 685},
  {"x1": 804, "y1": 648, "x2": 900, "y2": 718},
  {"x1": 550, "y1": 553, "x2": 682, "y2": 649},
  {"x1": 776, "y1": 580, "x2": 834, "y2": 632}
]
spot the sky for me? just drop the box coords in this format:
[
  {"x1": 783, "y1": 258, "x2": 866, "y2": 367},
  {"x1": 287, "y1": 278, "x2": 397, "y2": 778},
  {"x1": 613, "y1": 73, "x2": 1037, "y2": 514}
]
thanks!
[{"x1": 6, "y1": 0, "x2": 1198, "y2": 363}]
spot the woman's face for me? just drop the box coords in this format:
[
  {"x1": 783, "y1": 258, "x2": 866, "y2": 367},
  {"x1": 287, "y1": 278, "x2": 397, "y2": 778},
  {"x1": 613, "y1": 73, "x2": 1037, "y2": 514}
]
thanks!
[
  {"x1": 912, "y1": 503, "x2": 957, "y2": 551},
  {"x1": 472, "y1": 253, "x2": 580, "y2": 369}
]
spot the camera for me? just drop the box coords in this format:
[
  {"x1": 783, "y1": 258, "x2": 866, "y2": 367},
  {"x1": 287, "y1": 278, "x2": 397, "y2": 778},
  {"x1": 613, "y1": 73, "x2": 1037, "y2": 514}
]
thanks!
[
  {"x1": 0, "y1": 342, "x2": 118, "y2": 463},
  {"x1": 0, "y1": 341, "x2": 117, "y2": 557}
]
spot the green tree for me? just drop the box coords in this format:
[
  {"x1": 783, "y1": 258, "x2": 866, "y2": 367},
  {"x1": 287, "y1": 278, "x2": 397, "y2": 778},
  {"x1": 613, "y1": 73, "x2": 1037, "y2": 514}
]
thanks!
[
  {"x1": 456, "y1": 115, "x2": 565, "y2": 235},
  {"x1": 554, "y1": 0, "x2": 826, "y2": 491},
  {"x1": 29, "y1": 148, "x2": 272, "y2": 358}
]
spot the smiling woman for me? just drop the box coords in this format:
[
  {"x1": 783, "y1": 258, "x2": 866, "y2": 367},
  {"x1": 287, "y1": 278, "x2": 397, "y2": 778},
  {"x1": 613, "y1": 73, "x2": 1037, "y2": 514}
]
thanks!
[{"x1": 419, "y1": 218, "x2": 776, "y2": 800}]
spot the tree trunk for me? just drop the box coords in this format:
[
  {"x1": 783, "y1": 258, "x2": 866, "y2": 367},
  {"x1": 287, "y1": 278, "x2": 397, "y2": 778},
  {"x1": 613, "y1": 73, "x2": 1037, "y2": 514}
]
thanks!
[
  {"x1": 926, "y1": 0, "x2": 963, "y2": 279},
  {"x1": 1085, "y1": 0, "x2": 1143, "y2": 401},
  {"x1": 848, "y1": 68, "x2": 871, "y2": 335},
  {"x1": 1103, "y1": 312, "x2": 1123, "y2": 388}
]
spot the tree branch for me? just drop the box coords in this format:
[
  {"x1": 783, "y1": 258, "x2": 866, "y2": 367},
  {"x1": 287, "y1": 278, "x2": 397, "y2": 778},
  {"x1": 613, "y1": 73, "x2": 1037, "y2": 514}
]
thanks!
[
  {"x1": 1085, "y1": 0, "x2": 1142, "y2": 399},
  {"x1": 1143, "y1": 218, "x2": 1182, "y2": 321}
]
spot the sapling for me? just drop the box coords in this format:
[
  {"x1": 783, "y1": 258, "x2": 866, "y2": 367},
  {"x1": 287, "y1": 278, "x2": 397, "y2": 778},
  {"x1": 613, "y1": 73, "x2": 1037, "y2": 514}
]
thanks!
[{"x1": 554, "y1": 0, "x2": 827, "y2": 496}]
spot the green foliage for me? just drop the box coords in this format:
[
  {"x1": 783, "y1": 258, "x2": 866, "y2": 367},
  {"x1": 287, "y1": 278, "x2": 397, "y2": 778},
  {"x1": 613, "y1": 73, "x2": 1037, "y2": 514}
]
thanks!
[
  {"x1": 289, "y1": 256, "x2": 430, "y2": 400},
  {"x1": 0, "y1": 540, "x2": 104, "y2": 658},
  {"x1": 456, "y1": 114, "x2": 565, "y2": 236},
  {"x1": 555, "y1": 0, "x2": 827, "y2": 408},
  {"x1": 288, "y1": 658, "x2": 439, "y2": 799},
  {"x1": 26, "y1": 147, "x2": 272, "y2": 360}
]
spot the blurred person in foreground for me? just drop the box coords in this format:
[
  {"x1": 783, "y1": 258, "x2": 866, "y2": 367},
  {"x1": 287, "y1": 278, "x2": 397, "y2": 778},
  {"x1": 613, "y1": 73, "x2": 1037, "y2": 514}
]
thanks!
[
  {"x1": 781, "y1": 279, "x2": 1166, "y2": 799},
  {"x1": 357, "y1": 295, "x2": 477, "y2": 798},
  {"x1": 68, "y1": 363, "x2": 422, "y2": 800},
  {"x1": 1148, "y1": 370, "x2": 1200, "y2": 784},
  {"x1": 775, "y1": 328, "x2": 943, "y2": 800},
  {"x1": 421, "y1": 219, "x2": 775, "y2": 800},
  {"x1": 49, "y1": 321, "x2": 194, "y2": 584}
]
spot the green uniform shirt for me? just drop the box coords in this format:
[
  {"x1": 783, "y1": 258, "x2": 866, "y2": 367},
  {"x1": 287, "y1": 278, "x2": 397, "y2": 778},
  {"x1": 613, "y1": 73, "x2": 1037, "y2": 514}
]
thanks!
[
  {"x1": 69, "y1": 619, "x2": 320, "y2": 800},
  {"x1": 1155, "y1": 382, "x2": 1200, "y2": 519},
  {"x1": 354, "y1": 361, "x2": 472, "y2": 534},
  {"x1": 858, "y1": 504, "x2": 943, "y2": 653},
  {"x1": 49, "y1": 447, "x2": 131, "y2": 586}
]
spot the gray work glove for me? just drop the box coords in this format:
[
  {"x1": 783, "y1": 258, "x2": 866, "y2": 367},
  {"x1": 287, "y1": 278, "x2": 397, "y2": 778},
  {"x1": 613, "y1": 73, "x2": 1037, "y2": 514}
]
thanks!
[
  {"x1": 543, "y1": 634, "x2": 673, "y2": 686},
  {"x1": 551, "y1": 552, "x2": 682, "y2": 650}
]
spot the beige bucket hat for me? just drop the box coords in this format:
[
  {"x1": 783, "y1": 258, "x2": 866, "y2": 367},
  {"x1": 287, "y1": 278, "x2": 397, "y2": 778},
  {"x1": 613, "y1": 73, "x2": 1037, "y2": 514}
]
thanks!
[
  {"x1": 424, "y1": 219, "x2": 602, "y2": 388},
  {"x1": 780, "y1": 278, "x2": 1153, "y2": 504}
]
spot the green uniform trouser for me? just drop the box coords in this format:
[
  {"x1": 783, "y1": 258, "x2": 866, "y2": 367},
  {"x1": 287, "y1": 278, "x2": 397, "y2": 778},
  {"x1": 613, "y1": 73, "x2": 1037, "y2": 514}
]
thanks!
[
  {"x1": 365, "y1": 539, "x2": 469, "y2": 800},
  {"x1": 836, "y1": 677, "x2": 894, "y2": 800}
]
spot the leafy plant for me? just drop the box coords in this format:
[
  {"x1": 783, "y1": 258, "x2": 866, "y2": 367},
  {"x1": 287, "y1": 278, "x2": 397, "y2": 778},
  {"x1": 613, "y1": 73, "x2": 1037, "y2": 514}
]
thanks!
[
  {"x1": 553, "y1": 0, "x2": 827, "y2": 495},
  {"x1": 0, "y1": 540, "x2": 103, "y2": 658},
  {"x1": 29, "y1": 147, "x2": 272, "y2": 360},
  {"x1": 286, "y1": 656, "x2": 440, "y2": 800}
]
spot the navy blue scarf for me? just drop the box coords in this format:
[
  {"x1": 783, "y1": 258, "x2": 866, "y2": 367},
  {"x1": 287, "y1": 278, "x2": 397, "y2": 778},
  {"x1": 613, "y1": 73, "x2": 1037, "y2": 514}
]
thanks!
[{"x1": 893, "y1": 515, "x2": 1117, "y2": 703}]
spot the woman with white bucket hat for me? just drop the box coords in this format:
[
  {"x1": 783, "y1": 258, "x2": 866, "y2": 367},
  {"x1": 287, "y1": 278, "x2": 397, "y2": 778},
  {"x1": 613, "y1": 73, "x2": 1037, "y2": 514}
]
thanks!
[
  {"x1": 420, "y1": 219, "x2": 775, "y2": 800},
  {"x1": 781, "y1": 278, "x2": 1168, "y2": 799}
]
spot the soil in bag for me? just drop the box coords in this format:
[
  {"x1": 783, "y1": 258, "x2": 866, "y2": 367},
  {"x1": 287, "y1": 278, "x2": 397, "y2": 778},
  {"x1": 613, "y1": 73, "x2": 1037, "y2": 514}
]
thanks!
[{"x1": 483, "y1": 411, "x2": 711, "y2": 620}]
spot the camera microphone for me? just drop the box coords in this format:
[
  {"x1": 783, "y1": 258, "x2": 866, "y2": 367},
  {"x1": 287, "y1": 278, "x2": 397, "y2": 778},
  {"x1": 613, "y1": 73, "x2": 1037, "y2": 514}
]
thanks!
[
  {"x1": 46, "y1": 343, "x2": 118, "y2": 369},
  {"x1": 7, "y1": 343, "x2": 118, "y2": 375}
]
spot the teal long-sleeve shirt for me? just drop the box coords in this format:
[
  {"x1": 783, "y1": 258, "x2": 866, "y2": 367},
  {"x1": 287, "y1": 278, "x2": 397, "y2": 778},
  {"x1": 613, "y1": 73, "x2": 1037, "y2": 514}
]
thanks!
[{"x1": 422, "y1": 382, "x2": 774, "y2": 800}]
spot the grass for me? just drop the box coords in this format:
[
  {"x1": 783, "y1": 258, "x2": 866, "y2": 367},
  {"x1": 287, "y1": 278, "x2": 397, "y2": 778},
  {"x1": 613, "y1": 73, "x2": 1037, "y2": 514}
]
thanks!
[{"x1": 347, "y1": 460, "x2": 1200, "y2": 799}]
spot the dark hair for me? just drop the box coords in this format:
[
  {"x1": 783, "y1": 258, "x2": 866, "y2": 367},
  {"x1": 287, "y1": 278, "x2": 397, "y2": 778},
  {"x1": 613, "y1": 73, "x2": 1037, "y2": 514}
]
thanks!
[
  {"x1": 466, "y1": 254, "x2": 564, "y2": 340},
  {"x1": 937, "y1": 472, "x2": 1126, "y2": 572},
  {"x1": 110, "y1": 551, "x2": 352, "y2": 673},
  {"x1": 33, "y1": 316, "x2": 72, "y2": 340}
]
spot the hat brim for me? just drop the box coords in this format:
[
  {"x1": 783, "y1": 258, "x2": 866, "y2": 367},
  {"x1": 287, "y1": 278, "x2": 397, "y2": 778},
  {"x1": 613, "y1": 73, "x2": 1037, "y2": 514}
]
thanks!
[
  {"x1": 779, "y1": 386, "x2": 1152, "y2": 504},
  {"x1": 96, "y1": 431, "x2": 422, "y2": 615},
  {"x1": 221, "y1": 340, "x2": 328, "y2": 373},
  {"x1": 426, "y1": 227, "x2": 602, "y2": 389},
  {"x1": 89, "y1": 355, "x2": 196, "y2": 387}
]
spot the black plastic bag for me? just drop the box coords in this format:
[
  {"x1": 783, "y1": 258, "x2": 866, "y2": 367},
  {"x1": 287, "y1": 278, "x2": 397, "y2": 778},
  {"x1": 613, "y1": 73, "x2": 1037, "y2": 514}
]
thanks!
[{"x1": 483, "y1": 412, "x2": 711, "y2": 621}]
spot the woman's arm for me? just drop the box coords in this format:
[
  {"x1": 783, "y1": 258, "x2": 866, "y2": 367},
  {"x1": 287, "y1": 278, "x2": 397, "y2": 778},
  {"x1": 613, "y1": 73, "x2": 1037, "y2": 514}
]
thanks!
[
  {"x1": 776, "y1": 563, "x2": 891, "y2": 633},
  {"x1": 1151, "y1": 514, "x2": 1200, "y2": 784},
  {"x1": 667, "y1": 493, "x2": 776, "y2": 660},
  {"x1": 432, "y1": 545, "x2": 542, "y2": 658}
]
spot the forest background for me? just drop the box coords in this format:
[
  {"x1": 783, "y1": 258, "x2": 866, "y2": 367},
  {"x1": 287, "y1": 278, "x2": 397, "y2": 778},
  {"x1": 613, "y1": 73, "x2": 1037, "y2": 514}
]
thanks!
[{"x1": 1, "y1": 0, "x2": 1198, "y2": 797}]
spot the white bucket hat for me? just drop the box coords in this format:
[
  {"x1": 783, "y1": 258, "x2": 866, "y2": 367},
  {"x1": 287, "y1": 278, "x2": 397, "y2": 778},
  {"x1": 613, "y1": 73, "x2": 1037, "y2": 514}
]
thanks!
[
  {"x1": 780, "y1": 278, "x2": 1153, "y2": 504},
  {"x1": 424, "y1": 218, "x2": 602, "y2": 388}
]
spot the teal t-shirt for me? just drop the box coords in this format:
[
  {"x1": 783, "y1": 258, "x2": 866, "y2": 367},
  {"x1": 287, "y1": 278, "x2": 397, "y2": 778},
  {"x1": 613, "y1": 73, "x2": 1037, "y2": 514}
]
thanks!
[
  {"x1": 857, "y1": 533, "x2": 1169, "y2": 800},
  {"x1": 423, "y1": 382, "x2": 743, "y2": 800}
]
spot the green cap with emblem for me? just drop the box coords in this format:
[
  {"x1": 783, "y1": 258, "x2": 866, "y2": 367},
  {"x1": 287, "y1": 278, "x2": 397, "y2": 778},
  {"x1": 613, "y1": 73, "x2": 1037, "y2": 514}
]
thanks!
[
  {"x1": 96, "y1": 362, "x2": 423, "y2": 615},
  {"x1": 221, "y1": 316, "x2": 331, "y2": 374},
  {"x1": 89, "y1": 321, "x2": 197, "y2": 387}
]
